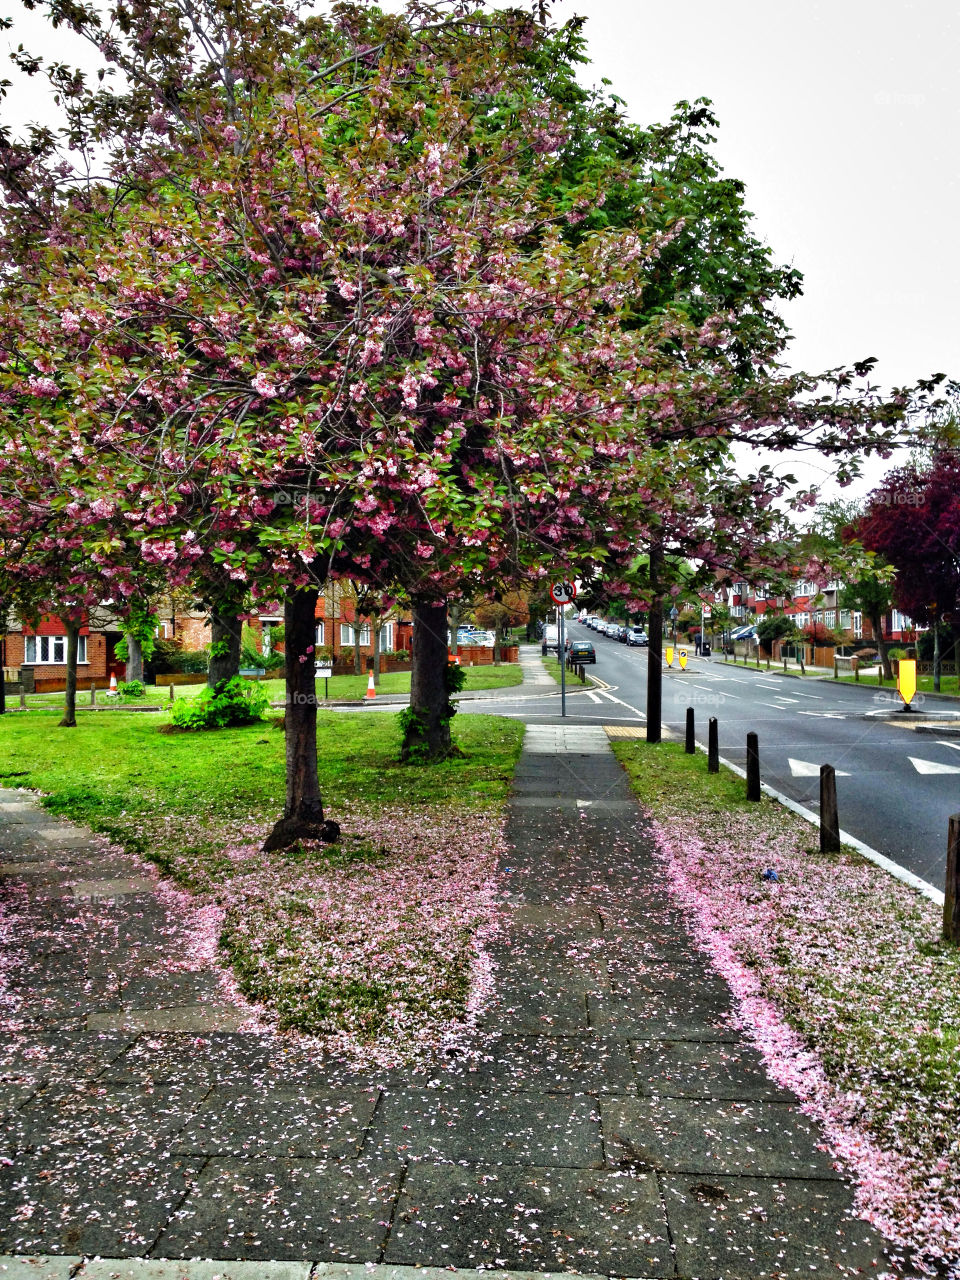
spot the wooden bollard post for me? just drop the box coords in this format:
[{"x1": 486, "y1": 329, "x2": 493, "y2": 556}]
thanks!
[
  {"x1": 783, "y1": 656, "x2": 787, "y2": 673},
  {"x1": 19, "y1": 688, "x2": 26, "y2": 709},
  {"x1": 708, "y1": 717, "x2": 719, "y2": 773},
  {"x1": 945, "y1": 814, "x2": 960, "y2": 944},
  {"x1": 685, "y1": 706, "x2": 695, "y2": 754},
  {"x1": 90, "y1": 681, "x2": 96, "y2": 706},
  {"x1": 834, "y1": 658, "x2": 838, "y2": 679},
  {"x1": 820, "y1": 764, "x2": 841, "y2": 853},
  {"x1": 746, "y1": 732, "x2": 761, "y2": 801},
  {"x1": 169, "y1": 683, "x2": 175, "y2": 702}
]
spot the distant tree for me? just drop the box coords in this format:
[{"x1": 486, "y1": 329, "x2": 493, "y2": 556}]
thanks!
[{"x1": 756, "y1": 613, "x2": 798, "y2": 654}]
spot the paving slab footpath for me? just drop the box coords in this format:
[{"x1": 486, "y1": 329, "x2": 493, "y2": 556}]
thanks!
[{"x1": 1, "y1": 649, "x2": 890, "y2": 1277}]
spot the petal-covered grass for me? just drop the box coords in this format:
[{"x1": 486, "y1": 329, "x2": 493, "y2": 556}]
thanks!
[
  {"x1": 0, "y1": 709, "x2": 523, "y2": 1064},
  {"x1": 613, "y1": 738, "x2": 960, "y2": 1276}
]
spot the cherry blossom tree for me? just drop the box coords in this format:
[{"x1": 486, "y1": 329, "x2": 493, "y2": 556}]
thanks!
[{"x1": 1, "y1": 0, "x2": 940, "y2": 842}]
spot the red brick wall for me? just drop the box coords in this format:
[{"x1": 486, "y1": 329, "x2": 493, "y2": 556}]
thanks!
[{"x1": 6, "y1": 630, "x2": 111, "y2": 684}]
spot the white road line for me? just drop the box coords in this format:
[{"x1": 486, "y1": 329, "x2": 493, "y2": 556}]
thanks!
[
  {"x1": 774, "y1": 697, "x2": 800, "y2": 704},
  {"x1": 937, "y1": 740, "x2": 960, "y2": 752},
  {"x1": 587, "y1": 691, "x2": 601, "y2": 704},
  {"x1": 756, "y1": 682, "x2": 780, "y2": 689},
  {"x1": 791, "y1": 691, "x2": 823, "y2": 699},
  {"x1": 788, "y1": 758, "x2": 851, "y2": 778},
  {"x1": 598, "y1": 689, "x2": 646, "y2": 720},
  {"x1": 909, "y1": 757, "x2": 960, "y2": 775}
]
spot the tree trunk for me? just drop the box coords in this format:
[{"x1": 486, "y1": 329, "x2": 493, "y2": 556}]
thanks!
[
  {"x1": 870, "y1": 610, "x2": 893, "y2": 680},
  {"x1": 59, "y1": 623, "x2": 79, "y2": 727},
  {"x1": 0, "y1": 624, "x2": 6, "y2": 716},
  {"x1": 353, "y1": 621, "x2": 363, "y2": 675},
  {"x1": 125, "y1": 635, "x2": 144, "y2": 684},
  {"x1": 493, "y1": 618, "x2": 503, "y2": 665},
  {"x1": 208, "y1": 610, "x2": 242, "y2": 686},
  {"x1": 372, "y1": 619, "x2": 382, "y2": 686},
  {"x1": 263, "y1": 586, "x2": 339, "y2": 851},
  {"x1": 646, "y1": 541, "x2": 664, "y2": 743},
  {"x1": 401, "y1": 596, "x2": 454, "y2": 762},
  {"x1": 449, "y1": 603, "x2": 460, "y2": 658}
]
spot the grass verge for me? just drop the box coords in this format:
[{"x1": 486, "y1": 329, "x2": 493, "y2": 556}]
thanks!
[
  {"x1": 612, "y1": 737, "x2": 960, "y2": 1272},
  {"x1": 0, "y1": 708, "x2": 524, "y2": 1060}
]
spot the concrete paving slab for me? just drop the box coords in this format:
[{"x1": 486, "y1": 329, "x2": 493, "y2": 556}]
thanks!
[
  {"x1": 457, "y1": 1035, "x2": 636, "y2": 1094},
  {"x1": 0, "y1": 1152, "x2": 201, "y2": 1255},
  {"x1": 80, "y1": 1260, "x2": 312, "y2": 1279},
  {"x1": 478, "y1": 985, "x2": 590, "y2": 1035},
  {"x1": 172, "y1": 1085, "x2": 379, "y2": 1158},
  {"x1": 602, "y1": 1097, "x2": 842, "y2": 1179},
  {"x1": 87, "y1": 1005, "x2": 247, "y2": 1033},
  {"x1": 365, "y1": 1087, "x2": 603, "y2": 1167},
  {"x1": 9, "y1": 1080, "x2": 208, "y2": 1154},
  {"x1": 588, "y1": 992, "x2": 737, "y2": 1041},
  {"x1": 313, "y1": 1268, "x2": 609, "y2": 1280},
  {"x1": 152, "y1": 1159, "x2": 400, "y2": 1261},
  {"x1": 662, "y1": 1174, "x2": 888, "y2": 1275},
  {"x1": 0, "y1": 1256, "x2": 83, "y2": 1278},
  {"x1": 71, "y1": 879, "x2": 157, "y2": 900},
  {"x1": 630, "y1": 1039, "x2": 797, "y2": 1101},
  {"x1": 383, "y1": 1163, "x2": 673, "y2": 1274},
  {"x1": 0, "y1": 1031, "x2": 133, "y2": 1085}
]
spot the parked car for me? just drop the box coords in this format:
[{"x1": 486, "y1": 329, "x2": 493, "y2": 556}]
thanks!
[
  {"x1": 543, "y1": 623, "x2": 560, "y2": 651},
  {"x1": 616, "y1": 624, "x2": 629, "y2": 642},
  {"x1": 627, "y1": 627, "x2": 648, "y2": 646},
  {"x1": 568, "y1": 640, "x2": 596, "y2": 664}
]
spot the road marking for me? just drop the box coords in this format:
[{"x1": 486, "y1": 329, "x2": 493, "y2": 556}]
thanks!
[
  {"x1": 774, "y1": 696, "x2": 800, "y2": 704},
  {"x1": 756, "y1": 682, "x2": 780, "y2": 689},
  {"x1": 937, "y1": 740, "x2": 960, "y2": 751},
  {"x1": 798, "y1": 710, "x2": 846, "y2": 719},
  {"x1": 586, "y1": 691, "x2": 601, "y2": 704},
  {"x1": 577, "y1": 799, "x2": 593, "y2": 809},
  {"x1": 788, "y1": 758, "x2": 851, "y2": 778},
  {"x1": 791, "y1": 691, "x2": 823, "y2": 699},
  {"x1": 598, "y1": 689, "x2": 646, "y2": 720},
  {"x1": 909, "y1": 756, "x2": 960, "y2": 775}
]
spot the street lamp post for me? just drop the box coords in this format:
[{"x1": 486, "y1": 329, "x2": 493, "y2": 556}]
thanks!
[{"x1": 932, "y1": 605, "x2": 941, "y2": 693}]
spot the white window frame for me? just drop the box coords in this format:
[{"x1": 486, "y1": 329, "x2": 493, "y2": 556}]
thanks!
[
  {"x1": 314, "y1": 621, "x2": 325, "y2": 646},
  {"x1": 24, "y1": 634, "x2": 87, "y2": 664},
  {"x1": 340, "y1": 623, "x2": 354, "y2": 646},
  {"x1": 380, "y1": 622, "x2": 394, "y2": 651},
  {"x1": 853, "y1": 611, "x2": 863, "y2": 639}
]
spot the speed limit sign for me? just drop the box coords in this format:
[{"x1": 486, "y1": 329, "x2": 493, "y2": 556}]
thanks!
[{"x1": 549, "y1": 580, "x2": 577, "y2": 605}]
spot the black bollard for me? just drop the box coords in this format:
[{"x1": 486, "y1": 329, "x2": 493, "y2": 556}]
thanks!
[
  {"x1": 746, "y1": 732, "x2": 761, "y2": 801},
  {"x1": 944, "y1": 815, "x2": 960, "y2": 944},
  {"x1": 708, "y1": 717, "x2": 719, "y2": 773},
  {"x1": 819, "y1": 764, "x2": 841, "y2": 853},
  {"x1": 685, "y1": 706, "x2": 695, "y2": 754}
]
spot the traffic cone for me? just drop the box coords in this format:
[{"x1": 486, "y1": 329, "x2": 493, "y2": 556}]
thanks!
[
  {"x1": 365, "y1": 670, "x2": 376, "y2": 699},
  {"x1": 108, "y1": 673, "x2": 118, "y2": 694}
]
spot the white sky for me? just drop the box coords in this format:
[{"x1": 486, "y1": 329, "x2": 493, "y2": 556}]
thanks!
[{"x1": 3, "y1": 0, "x2": 957, "y2": 500}]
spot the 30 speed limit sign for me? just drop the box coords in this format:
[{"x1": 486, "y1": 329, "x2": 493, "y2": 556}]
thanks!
[{"x1": 549, "y1": 580, "x2": 577, "y2": 605}]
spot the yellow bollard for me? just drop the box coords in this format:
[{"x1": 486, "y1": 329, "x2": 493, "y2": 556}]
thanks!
[
  {"x1": 679, "y1": 648, "x2": 688, "y2": 670},
  {"x1": 665, "y1": 646, "x2": 674, "y2": 667}
]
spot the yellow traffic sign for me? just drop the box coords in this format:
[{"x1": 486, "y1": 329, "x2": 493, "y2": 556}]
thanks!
[
  {"x1": 897, "y1": 657, "x2": 917, "y2": 707},
  {"x1": 679, "y1": 648, "x2": 688, "y2": 670},
  {"x1": 665, "y1": 646, "x2": 674, "y2": 666}
]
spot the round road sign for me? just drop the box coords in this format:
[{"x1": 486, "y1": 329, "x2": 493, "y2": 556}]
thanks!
[{"x1": 549, "y1": 580, "x2": 577, "y2": 605}]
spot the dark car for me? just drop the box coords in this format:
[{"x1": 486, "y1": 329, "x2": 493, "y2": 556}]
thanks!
[
  {"x1": 616, "y1": 624, "x2": 629, "y2": 642},
  {"x1": 568, "y1": 640, "x2": 596, "y2": 664}
]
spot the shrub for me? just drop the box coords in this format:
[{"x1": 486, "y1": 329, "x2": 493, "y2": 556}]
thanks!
[
  {"x1": 887, "y1": 647, "x2": 909, "y2": 661},
  {"x1": 117, "y1": 680, "x2": 146, "y2": 698},
  {"x1": 381, "y1": 648, "x2": 410, "y2": 662},
  {"x1": 170, "y1": 676, "x2": 269, "y2": 730},
  {"x1": 150, "y1": 637, "x2": 185, "y2": 674},
  {"x1": 169, "y1": 648, "x2": 209, "y2": 674}
]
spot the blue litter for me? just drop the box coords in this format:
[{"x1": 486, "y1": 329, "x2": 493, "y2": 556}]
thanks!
[{"x1": 762, "y1": 868, "x2": 780, "y2": 882}]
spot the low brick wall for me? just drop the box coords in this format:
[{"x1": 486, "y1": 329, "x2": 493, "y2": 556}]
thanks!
[{"x1": 452, "y1": 645, "x2": 519, "y2": 665}]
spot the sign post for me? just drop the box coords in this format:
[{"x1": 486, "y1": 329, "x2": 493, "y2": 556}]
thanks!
[
  {"x1": 316, "y1": 664, "x2": 332, "y2": 701},
  {"x1": 549, "y1": 580, "x2": 577, "y2": 719}
]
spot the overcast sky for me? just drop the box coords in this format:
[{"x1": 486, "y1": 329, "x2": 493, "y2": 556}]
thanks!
[{"x1": 3, "y1": 0, "x2": 957, "y2": 499}]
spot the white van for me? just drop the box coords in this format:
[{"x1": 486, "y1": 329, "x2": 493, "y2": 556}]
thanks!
[{"x1": 543, "y1": 624, "x2": 560, "y2": 651}]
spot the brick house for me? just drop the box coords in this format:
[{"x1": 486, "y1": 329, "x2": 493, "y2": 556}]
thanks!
[{"x1": 3, "y1": 609, "x2": 126, "y2": 693}]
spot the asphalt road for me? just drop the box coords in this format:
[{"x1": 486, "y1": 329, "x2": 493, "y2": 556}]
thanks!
[{"x1": 461, "y1": 622, "x2": 960, "y2": 889}]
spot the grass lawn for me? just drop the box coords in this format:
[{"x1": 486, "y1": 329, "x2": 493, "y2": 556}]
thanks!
[
  {"x1": 12, "y1": 662, "x2": 523, "y2": 712},
  {"x1": 836, "y1": 672, "x2": 960, "y2": 697},
  {"x1": 613, "y1": 737, "x2": 960, "y2": 1271},
  {"x1": 0, "y1": 707, "x2": 524, "y2": 1059}
]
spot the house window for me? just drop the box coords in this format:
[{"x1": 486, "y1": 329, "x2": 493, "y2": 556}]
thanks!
[
  {"x1": 380, "y1": 622, "x2": 394, "y2": 651},
  {"x1": 825, "y1": 611, "x2": 836, "y2": 628},
  {"x1": 340, "y1": 623, "x2": 353, "y2": 646},
  {"x1": 24, "y1": 634, "x2": 87, "y2": 664},
  {"x1": 853, "y1": 612, "x2": 863, "y2": 638},
  {"x1": 315, "y1": 621, "x2": 324, "y2": 647}
]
